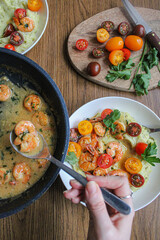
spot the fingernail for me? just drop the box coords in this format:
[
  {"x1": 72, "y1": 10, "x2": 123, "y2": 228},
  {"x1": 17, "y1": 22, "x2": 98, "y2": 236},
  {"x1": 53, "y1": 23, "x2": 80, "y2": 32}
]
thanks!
[
  {"x1": 63, "y1": 190, "x2": 69, "y2": 194},
  {"x1": 70, "y1": 179, "x2": 82, "y2": 186}
]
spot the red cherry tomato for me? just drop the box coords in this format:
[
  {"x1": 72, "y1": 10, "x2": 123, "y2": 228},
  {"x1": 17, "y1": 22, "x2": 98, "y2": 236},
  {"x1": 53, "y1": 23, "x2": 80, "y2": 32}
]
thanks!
[
  {"x1": 122, "y1": 48, "x2": 131, "y2": 61},
  {"x1": 101, "y1": 109, "x2": 113, "y2": 119},
  {"x1": 76, "y1": 39, "x2": 88, "y2": 51},
  {"x1": 4, "y1": 44, "x2": 15, "y2": 51},
  {"x1": 10, "y1": 31, "x2": 24, "y2": 46},
  {"x1": 97, "y1": 154, "x2": 113, "y2": 169},
  {"x1": 130, "y1": 173, "x2": 145, "y2": 187},
  {"x1": 14, "y1": 8, "x2": 26, "y2": 19},
  {"x1": 126, "y1": 122, "x2": 142, "y2": 137},
  {"x1": 135, "y1": 142, "x2": 148, "y2": 156}
]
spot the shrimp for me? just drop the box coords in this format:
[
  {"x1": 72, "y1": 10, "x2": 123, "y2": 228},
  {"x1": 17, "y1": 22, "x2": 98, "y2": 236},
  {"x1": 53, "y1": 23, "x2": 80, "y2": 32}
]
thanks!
[
  {"x1": 19, "y1": 133, "x2": 40, "y2": 153},
  {"x1": 0, "y1": 168, "x2": 11, "y2": 184},
  {"x1": 94, "y1": 122, "x2": 106, "y2": 137},
  {"x1": 78, "y1": 133, "x2": 98, "y2": 154},
  {"x1": 23, "y1": 94, "x2": 41, "y2": 112},
  {"x1": 79, "y1": 152, "x2": 98, "y2": 172},
  {"x1": 14, "y1": 120, "x2": 36, "y2": 137},
  {"x1": 106, "y1": 141, "x2": 123, "y2": 163},
  {"x1": 111, "y1": 121, "x2": 126, "y2": 140},
  {"x1": 13, "y1": 17, "x2": 35, "y2": 32},
  {"x1": 0, "y1": 85, "x2": 11, "y2": 101},
  {"x1": 93, "y1": 167, "x2": 108, "y2": 176},
  {"x1": 32, "y1": 111, "x2": 49, "y2": 127},
  {"x1": 13, "y1": 162, "x2": 31, "y2": 183}
]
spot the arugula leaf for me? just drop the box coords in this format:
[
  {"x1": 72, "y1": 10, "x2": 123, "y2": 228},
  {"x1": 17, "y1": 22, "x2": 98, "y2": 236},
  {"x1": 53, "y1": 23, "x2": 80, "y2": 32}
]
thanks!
[
  {"x1": 105, "y1": 69, "x2": 131, "y2": 82},
  {"x1": 142, "y1": 47, "x2": 158, "y2": 70},
  {"x1": 103, "y1": 109, "x2": 121, "y2": 131},
  {"x1": 141, "y1": 143, "x2": 160, "y2": 166},
  {"x1": 158, "y1": 80, "x2": 160, "y2": 87},
  {"x1": 65, "y1": 152, "x2": 79, "y2": 165},
  {"x1": 132, "y1": 73, "x2": 150, "y2": 96}
]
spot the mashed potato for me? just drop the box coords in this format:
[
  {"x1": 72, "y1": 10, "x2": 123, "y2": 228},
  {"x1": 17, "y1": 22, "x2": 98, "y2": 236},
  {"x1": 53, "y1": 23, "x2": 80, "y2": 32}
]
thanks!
[{"x1": 0, "y1": 0, "x2": 40, "y2": 53}]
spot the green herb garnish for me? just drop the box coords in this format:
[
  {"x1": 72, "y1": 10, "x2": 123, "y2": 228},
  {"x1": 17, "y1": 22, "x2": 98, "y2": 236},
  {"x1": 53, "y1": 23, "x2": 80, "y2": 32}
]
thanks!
[
  {"x1": 141, "y1": 143, "x2": 160, "y2": 166},
  {"x1": 103, "y1": 109, "x2": 121, "y2": 131}
]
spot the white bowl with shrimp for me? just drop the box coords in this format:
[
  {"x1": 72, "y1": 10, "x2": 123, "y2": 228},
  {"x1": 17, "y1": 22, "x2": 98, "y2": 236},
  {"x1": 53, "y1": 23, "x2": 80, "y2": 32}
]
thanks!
[{"x1": 59, "y1": 96, "x2": 160, "y2": 211}]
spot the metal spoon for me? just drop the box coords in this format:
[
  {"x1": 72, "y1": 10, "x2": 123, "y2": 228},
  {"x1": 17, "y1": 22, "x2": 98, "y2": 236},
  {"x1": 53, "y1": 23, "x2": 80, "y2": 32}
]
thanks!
[
  {"x1": 10, "y1": 131, "x2": 131, "y2": 215},
  {"x1": 144, "y1": 127, "x2": 160, "y2": 133}
]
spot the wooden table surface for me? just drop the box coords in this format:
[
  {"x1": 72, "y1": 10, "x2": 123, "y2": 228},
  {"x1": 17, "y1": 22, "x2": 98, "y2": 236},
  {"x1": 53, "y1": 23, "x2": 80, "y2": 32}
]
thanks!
[{"x1": 1, "y1": 0, "x2": 160, "y2": 239}]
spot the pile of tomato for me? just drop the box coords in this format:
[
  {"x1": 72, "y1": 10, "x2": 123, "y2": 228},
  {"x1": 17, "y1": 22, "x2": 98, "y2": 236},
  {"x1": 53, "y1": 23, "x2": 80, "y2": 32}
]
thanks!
[{"x1": 75, "y1": 21, "x2": 145, "y2": 76}]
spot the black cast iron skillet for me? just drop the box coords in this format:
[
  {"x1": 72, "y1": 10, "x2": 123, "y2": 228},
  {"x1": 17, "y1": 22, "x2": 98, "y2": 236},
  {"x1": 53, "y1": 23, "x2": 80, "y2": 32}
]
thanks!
[{"x1": 0, "y1": 48, "x2": 70, "y2": 218}]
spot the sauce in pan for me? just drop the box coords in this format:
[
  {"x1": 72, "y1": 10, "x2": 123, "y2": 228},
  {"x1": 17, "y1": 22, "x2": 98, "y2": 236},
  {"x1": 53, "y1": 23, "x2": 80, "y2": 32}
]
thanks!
[{"x1": 0, "y1": 75, "x2": 57, "y2": 199}]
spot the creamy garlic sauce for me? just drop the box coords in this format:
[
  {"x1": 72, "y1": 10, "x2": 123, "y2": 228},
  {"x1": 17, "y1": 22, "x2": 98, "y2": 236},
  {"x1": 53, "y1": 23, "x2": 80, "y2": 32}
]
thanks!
[{"x1": 0, "y1": 75, "x2": 57, "y2": 199}]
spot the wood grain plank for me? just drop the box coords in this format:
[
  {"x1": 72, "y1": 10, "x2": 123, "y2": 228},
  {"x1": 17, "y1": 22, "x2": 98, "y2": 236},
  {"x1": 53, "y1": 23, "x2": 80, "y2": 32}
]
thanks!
[{"x1": 0, "y1": 0, "x2": 160, "y2": 240}]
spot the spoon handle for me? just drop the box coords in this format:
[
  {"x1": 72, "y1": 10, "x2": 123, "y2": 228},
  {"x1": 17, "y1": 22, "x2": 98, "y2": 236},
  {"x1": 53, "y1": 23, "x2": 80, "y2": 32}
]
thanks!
[{"x1": 49, "y1": 156, "x2": 131, "y2": 215}]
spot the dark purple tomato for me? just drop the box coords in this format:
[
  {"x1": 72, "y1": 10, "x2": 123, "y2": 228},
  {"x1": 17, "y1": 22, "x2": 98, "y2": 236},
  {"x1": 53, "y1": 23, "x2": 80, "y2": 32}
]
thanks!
[
  {"x1": 92, "y1": 47, "x2": 105, "y2": 58},
  {"x1": 3, "y1": 23, "x2": 15, "y2": 37},
  {"x1": 87, "y1": 62, "x2": 101, "y2": 76},
  {"x1": 10, "y1": 31, "x2": 24, "y2": 46},
  {"x1": 101, "y1": 21, "x2": 114, "y2": 32},
  {"x1": 132, "y1": 24, "x2": 145, "y2": 38},
  {"x1": 118, "y1": 22, "x2": 130, "y2": 35}
]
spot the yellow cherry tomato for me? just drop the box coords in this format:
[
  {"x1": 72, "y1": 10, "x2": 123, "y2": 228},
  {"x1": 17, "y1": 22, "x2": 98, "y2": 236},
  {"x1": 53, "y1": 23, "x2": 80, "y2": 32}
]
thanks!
[
  {"x1": 125, "y1": 35, "x2": 143, "y2": 51},
  {"x1": 78, "y1": 120, "x2": 93, "y2": 135},
  {"x1": 105, "y1": 37, "x2": 124, "y2": 52},
  {"x1": 97, "y1": 28, "x2": 110, "y2": 43},
  {"x1": 67, "y1": 142, "x2": 81, "y2": 159},
  {"x1": 125, "y1": 157, "x2": 142, "y2": 174},
  {"x1": 28, "y1": 0, "x2": 42, "y2": 11},
  {"x1": 109, "y1": 50, "x2": 124, "y2": 66}
]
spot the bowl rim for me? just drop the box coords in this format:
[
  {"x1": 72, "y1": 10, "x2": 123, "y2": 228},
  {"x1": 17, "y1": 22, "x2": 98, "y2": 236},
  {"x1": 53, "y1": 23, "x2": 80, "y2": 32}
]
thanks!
[
  {"x1": 22, "y1": 0, "x2": 49, "y2": 54},
  {"x1": 0, "y1": 48, "x2": 70, "y2": 218}
]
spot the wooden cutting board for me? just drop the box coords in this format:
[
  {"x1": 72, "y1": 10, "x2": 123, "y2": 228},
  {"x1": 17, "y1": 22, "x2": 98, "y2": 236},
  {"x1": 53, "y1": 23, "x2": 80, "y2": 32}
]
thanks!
[{"x1": 67, "y1": 7, "x2": 160, "y2": 92}]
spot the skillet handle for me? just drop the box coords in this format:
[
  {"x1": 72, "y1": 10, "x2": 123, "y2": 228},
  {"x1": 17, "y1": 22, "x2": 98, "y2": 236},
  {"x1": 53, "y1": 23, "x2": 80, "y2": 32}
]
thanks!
[{"x1": 50, "y1": 156, "x2": 131, "y2": 215}]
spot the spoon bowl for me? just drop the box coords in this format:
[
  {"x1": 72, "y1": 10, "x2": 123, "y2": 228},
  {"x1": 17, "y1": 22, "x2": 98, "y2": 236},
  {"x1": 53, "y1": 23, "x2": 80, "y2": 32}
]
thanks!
[{"x1": 10, "y1": 130, "x2": 131, "y2": 215}]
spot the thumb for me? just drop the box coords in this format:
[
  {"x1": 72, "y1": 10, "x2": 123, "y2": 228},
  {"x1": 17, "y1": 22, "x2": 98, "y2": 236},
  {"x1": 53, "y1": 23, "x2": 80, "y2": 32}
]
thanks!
[{"x1": 85, "y1": 181, "x2": 112, "y2": 230}]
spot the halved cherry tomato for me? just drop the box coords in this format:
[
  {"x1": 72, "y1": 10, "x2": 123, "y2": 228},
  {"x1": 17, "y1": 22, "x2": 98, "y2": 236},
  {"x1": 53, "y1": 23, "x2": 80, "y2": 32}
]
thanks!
[
  {"x1": 14, "y1": 8, "x2": 26, "y2": 19},
  {"x1": 101, "y1": 21, "x2": 114, "y2": 32},
  {"x1": 76, "y1": 39, "x2": 88, "y2": 51},
  {"x1": 92, "y1": 48, "x2": 105, "y2": 58},
  {"x1": 125, "y1": 157, "x2": 142, "y2": 174},
  {"x1": 130, "y1": 173, "x2": 144, "y2": 187},
  {"x1": 135, "y1": 142, "x2": 148, "y2": 156},
  {"x1": 122, "y1": 48, "x2": 131, "y2": 61},
  {"x1": 97, "y1": 154, "x2": 113, "y2": 169},
  {"x1": 3, "y1": 24, "x2": 15, "y2": 37},
  {"x1": 4, "y1": 44, "x2": 15, "y2": 51},
  {"x1": 118, "y1": 22, "x2": 130, "y2": 36},
  {"x1": 78, "y1": 120, "x2": 93, "y2": 135},
  {"x1": 67, "y1": 142, "x2": 81, "y2": 159},
  {"x1": 125, "y1": 35, "x2": 143, "y2": 51},
  {"x1": 126, "y1": 122, "x2": 142, "y2": 137},
  {"x1": 105, "y1": 37, "x2": 124, "y2": 52},
  {"x1": 97, "y1": 28, "x2": 109, "y2": 43},
  {"x1": 109, "y1": 50, "x2": 124, "y2": 66},
  {"x1": 101, "y1": 108, "x2": 113, "y2": 119},
  {"x1": 28, "y1": 0, "x2": 42, "y2": 11},
  {"x1": 10, "y1": 31, "x2": 24, "y2": 46},
  {"x1": 70, "y1": 128, "x2": 81, "y2": 142}
]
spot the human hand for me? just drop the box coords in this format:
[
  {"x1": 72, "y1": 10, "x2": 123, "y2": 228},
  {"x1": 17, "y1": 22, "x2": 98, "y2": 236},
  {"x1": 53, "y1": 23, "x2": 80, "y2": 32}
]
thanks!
[{"x1": 63, "y1": 175, "x2": 134, "y2": 240}]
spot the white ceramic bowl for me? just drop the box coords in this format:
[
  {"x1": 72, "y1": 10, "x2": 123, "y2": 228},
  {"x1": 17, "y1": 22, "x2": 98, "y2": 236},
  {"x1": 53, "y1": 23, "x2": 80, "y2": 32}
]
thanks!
[
  {"x1": 22, "y1": 0, "x2": 49, "y2": 54},
  {"x1": 59, "y1": 96, "x2": 160, "y2": 211}
]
